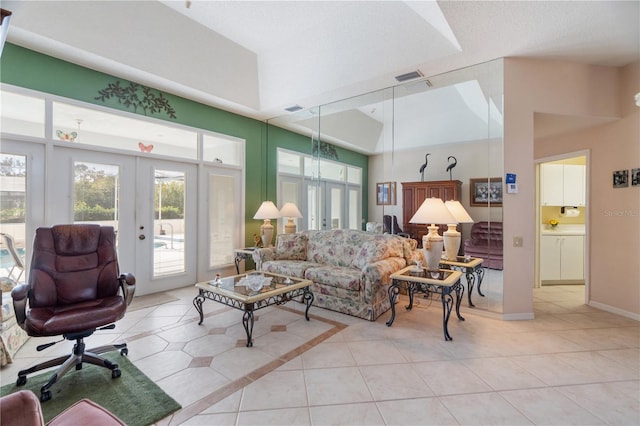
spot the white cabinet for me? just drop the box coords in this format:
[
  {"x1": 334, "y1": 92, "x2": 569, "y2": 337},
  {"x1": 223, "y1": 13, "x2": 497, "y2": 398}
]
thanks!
[
  {"x1": 540, "y1": 234, "x2": 584, "y2": 282},
  {"x1": 541, "y1": 164, "x2": 585, "y2": 206}
]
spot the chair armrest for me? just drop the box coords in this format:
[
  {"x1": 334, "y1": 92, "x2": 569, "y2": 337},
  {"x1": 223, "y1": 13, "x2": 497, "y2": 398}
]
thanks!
[
  {"x1": 10, "y1": 283, "x2": 29, "y2": 326},
  {"x1": 118, "y1": 273, "x2": 136, "y2": 305}
]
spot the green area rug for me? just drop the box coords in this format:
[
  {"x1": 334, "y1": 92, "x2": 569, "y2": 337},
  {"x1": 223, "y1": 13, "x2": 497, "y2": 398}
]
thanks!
[{"x1": 1, "y1": 352, "x2": 181, "y2": 426}]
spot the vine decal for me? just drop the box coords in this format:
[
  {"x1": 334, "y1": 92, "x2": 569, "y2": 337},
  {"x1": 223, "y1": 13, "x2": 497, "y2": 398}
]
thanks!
[
  {"x1": 312, "y1": 139, "x2": 339, "y2": 160},
  {"x1": 95, "y1": 81, "x2": 177, "y2": 119}
]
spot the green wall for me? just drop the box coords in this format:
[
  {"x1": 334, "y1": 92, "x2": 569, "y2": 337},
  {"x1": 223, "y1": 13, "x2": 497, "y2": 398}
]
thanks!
[{"x1": 0, "y1": 44, "x2": 368, "y2": 243}]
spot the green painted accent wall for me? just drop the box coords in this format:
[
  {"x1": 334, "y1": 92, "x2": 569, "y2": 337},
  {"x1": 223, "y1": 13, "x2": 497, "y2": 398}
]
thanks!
[{"x1": 0, "y1": 43, "x2": 368, "y2": 243}]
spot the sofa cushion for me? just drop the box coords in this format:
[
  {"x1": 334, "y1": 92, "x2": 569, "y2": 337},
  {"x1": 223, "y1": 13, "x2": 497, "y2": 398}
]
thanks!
[
  {"x1": 304, "y1": 266, "x2": 362, "y2": 292},
  {"x1": 306, "y1": 230, "x2": 361, "y2": 267},
  {"x1": 275, "y1": 233, "x2": 308, "y2": 260}
]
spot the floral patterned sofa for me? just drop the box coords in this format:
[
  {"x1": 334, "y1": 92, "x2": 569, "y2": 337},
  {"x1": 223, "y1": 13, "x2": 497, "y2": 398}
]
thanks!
[{"x1": 252, "y1": 229, "x2": 416, "y2": 321}]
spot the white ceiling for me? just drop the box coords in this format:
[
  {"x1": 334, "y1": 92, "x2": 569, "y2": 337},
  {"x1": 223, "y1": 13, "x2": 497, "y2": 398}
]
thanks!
[{"x1": 3, "y1": 0, "x2": 639, "y2": 152}]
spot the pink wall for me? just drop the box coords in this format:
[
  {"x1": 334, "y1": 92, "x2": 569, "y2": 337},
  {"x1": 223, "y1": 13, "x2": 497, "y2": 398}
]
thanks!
[{"x1": 505, "y1": 59, "x2": 639, "y2": 318}]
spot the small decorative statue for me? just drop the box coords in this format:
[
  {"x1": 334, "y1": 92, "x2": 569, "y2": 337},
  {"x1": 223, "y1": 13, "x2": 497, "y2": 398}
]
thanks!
[
  {"x1": 419, "y1": 153, "x2": 430, "y2": 181},
  {"x1": 446, "y1": 156, "x2": 457, "y2": 180},
  {"x1": 253, "y1": 234, "x2": 263, "y2": 248}
]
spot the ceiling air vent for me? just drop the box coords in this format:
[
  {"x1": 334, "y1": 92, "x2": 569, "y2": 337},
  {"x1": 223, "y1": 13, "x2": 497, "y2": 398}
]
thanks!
[
  {"x1": 285, "y1": 105, "x2": 304, "y2": 113},
  {"x1": 395, "y1": 70, "x2": 423, "y2": 82}
]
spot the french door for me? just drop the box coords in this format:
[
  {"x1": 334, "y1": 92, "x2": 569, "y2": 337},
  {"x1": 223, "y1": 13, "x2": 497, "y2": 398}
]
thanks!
[
  {"x1": 304, "y1": 181, "x2": 345, "y2": 230},
  {"x1": 50, "y1": 147, "x2": 197, "y2": 295}
]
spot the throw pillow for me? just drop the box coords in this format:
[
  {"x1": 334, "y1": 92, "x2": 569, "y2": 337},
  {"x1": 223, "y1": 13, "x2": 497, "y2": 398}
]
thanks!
[{"x1": 275, "y1": 234, "x2": 308, "y2": 260}]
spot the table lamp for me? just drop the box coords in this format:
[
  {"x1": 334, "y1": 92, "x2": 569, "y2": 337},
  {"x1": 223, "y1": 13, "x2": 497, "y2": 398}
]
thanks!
[
  {"x1": 280, "y1": 202, "x2": 302, "y2": 234},
  {"x1": 443, "y1": 200, "x2": 474, "y2": 261},
  {"x1": 409, "y1": 198, "x2": 457, "y2": 271},
  {"x1": 253, "y1": 201, "x2": 280, "y2": 247}
]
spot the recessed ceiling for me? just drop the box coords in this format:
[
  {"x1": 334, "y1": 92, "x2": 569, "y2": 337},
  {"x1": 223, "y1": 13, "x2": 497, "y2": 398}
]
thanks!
[{"x1": 2, "y1": 0, "x2": 638, "y2": 153}]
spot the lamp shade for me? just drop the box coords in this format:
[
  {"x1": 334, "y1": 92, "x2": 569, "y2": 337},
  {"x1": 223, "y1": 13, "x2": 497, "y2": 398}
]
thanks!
[
  {"x1": 280, "y1": 202, "x2": 302, "y2": 234},
  {"x1": 409, "y1": 198, "x2": 457, "y2": 225},
  {"x1": 253, "y1": 201, "x2": 281, "y2": 220},
  {"x1": 279, "y1": 202, "x2": 302, "y2": 218},
  {"x1": 444, "y1": 201, "x2": 474, "y2": 223}
]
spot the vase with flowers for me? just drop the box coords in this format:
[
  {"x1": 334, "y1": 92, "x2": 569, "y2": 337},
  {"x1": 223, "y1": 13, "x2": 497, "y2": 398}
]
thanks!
[{"x1": 549, "y1": 219, "x2": 559, "y2": 229}]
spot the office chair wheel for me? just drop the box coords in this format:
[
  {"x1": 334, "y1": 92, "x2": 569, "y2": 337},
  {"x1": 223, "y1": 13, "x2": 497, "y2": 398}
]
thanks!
[
  {"x1": 16, "y1": 375, "x2": 27, "y2": 386},
  {"x1": 40, "y1": 390, "x2": 52, "y2": 402},
  {"x1": 112, "y1": 369, "x2": 121, "y2": 379},
  {"x1": 76, "y1": 363, "x2": 83, "y2": 371},
  {"x1": 120, "y1": 347, "x2": 128, "y2": 356}
]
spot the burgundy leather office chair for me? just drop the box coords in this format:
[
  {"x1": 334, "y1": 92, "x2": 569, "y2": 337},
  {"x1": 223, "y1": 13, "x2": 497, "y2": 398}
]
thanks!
[{"x1": 11, "y1": 225, "x2": 135, "y2": 402}]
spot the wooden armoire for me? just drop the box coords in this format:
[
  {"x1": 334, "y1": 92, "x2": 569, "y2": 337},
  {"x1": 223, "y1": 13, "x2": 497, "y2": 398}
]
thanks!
[{"x1": 401, "y1": 180, "x2": 462, "y2": 245}]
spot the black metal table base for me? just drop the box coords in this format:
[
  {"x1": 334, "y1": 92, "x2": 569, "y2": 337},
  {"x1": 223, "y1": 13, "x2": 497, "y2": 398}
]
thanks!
[
  {"x1": 441, "y1": 265, "x2": 485, "y2": 307},
  {"x1": 386, "y1": 278, "x2": 464, "y2": 341},
  {"x1": 193, "y1": 287, "x2": 314, "y2": 347}
]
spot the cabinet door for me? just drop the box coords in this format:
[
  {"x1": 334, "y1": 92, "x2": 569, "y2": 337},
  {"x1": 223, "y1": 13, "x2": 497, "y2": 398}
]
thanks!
[
  {"x1": 541, "y1": 164, "x2": 563, "y2": 206},
  {"x1": 561, "y1": 235, "x2": 584, "y2": 280},
  {"x1": 540, "y1": 236, "x2": 561, "y2": 281},
  {"x1": 563, "y1": 165, "x2": 585, "y2": 206}
]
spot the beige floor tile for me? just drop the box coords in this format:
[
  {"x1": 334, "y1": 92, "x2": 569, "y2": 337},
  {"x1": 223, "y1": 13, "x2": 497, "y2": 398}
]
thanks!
[
  {"x1": 500, "y1": 388, "x2": 606, "y2": 425},
  {"x1": 360, "y1": 363, "x2": 435, "y2": 400},
  {"x1": 347, "y1": 339, "x2": 407, "y2": 365},
  {"x1": 440, "y1": 392, "x2": 534, "y2": 425},
  {"x1": 182, "y1": 412, "x2": 238, "y2": 425},
  {"x1": 376, "y1": 397, "x2": 459, "y2": 425},
  {"x1": 556, "y1": 380, "x2": 640, "y2": 425},
  {"x1": 210, "y1": 346, "x2": 276, "y2": 381},
  {"x1": 240, "y1": 370, "x2": 307, "y2": 411},
  {"x1": 309, "y1": 402, "x2": 384, "y2": 425},
  {"x1": 390, "y1": 336, "x2": 455, "y2": 362},
  {"x1": 413, "y1": 360, "x2": 492, "y2": 396},
  {"x1": 135, "y1": 350, "x2": 193, "y2": 381},
  {"x1": 304, "y1": 366, "x2": 373, "y2": 406},
  {"x1": 300, "y1": 341, "x2": 356, "y2": 369},
  {"x1": 461, "y1": 357, "x2": 546, "y2": 391},
  {"x1": 237, "y1": 407, "x2": 310, "y2": 426},
  {"x1": 157, "y1": 367, "x2": 231, "y2": 407}
]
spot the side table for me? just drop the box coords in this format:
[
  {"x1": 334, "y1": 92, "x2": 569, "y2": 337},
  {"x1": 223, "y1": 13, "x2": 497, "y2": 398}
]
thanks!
[
  {"x1": 234, "y1": 248, "x2": 257, "y2": 274},
  {"x1": 387, "y1": 266, "x2": 464, "y2": 341},
  {"x1": 440, "y1": 256, "x2": 484, "y2": 307}
]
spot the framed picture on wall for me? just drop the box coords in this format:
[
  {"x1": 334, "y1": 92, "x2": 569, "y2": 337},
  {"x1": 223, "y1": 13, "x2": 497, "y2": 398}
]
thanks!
[
  {"x1": 613, "y1": 169, "x2": 629, "y2": 188},
  {"x1": 632, "y1": 168, "x2": 640, "y2": 187},
  {"x1": 470, "y1": 178, "x2": 503, "y2": 206},
  {"x1": 376, "y1": 182, "x2": 396, "y2": 205}
]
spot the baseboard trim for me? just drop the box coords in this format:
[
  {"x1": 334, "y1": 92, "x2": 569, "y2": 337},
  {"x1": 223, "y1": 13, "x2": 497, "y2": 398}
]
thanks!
[{"x1": 589, "y1": 301, "x2": 640, "y2": 321}]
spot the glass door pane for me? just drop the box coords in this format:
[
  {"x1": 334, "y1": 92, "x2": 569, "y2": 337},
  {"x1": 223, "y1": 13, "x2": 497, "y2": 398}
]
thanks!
[
  {"x1": 0, "y1": 153, "x2": 27, "y2": 283},
  {"x1": 73, "y1": 161, "x2": 120, "y2": 231},
  {"x1": 328, "y1": 184, "x2": 344, "y2": 229},
  {"x1": 208, "y1": 173, "x2": 236, "y2": 268},
  {"x1": 153, "y1": 169, "x2": 186, "y2": 277}
]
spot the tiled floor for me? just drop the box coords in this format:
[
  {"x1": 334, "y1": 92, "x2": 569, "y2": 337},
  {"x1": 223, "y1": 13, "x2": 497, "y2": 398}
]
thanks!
[{"x1": 2, "y1": 283, "x2": 639, "y2": 425}]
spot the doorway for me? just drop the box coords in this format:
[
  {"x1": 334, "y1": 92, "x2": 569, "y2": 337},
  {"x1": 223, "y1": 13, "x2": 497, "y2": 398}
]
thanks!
[
  {"x1": 536, "y1": 152, "x2": 589, "y2": 304},
  {"x1": 50, "y1": 147, "x2": 198, "y2": 295}
]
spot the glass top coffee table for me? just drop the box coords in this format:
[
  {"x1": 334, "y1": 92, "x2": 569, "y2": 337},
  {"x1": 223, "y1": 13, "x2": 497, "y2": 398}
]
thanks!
[
  {"x1": 387, "y1": 266, "x2": 464, "y2": 341},
  {"x1": 193, "y1": 272, "x2": 313, "y2": 347}
]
